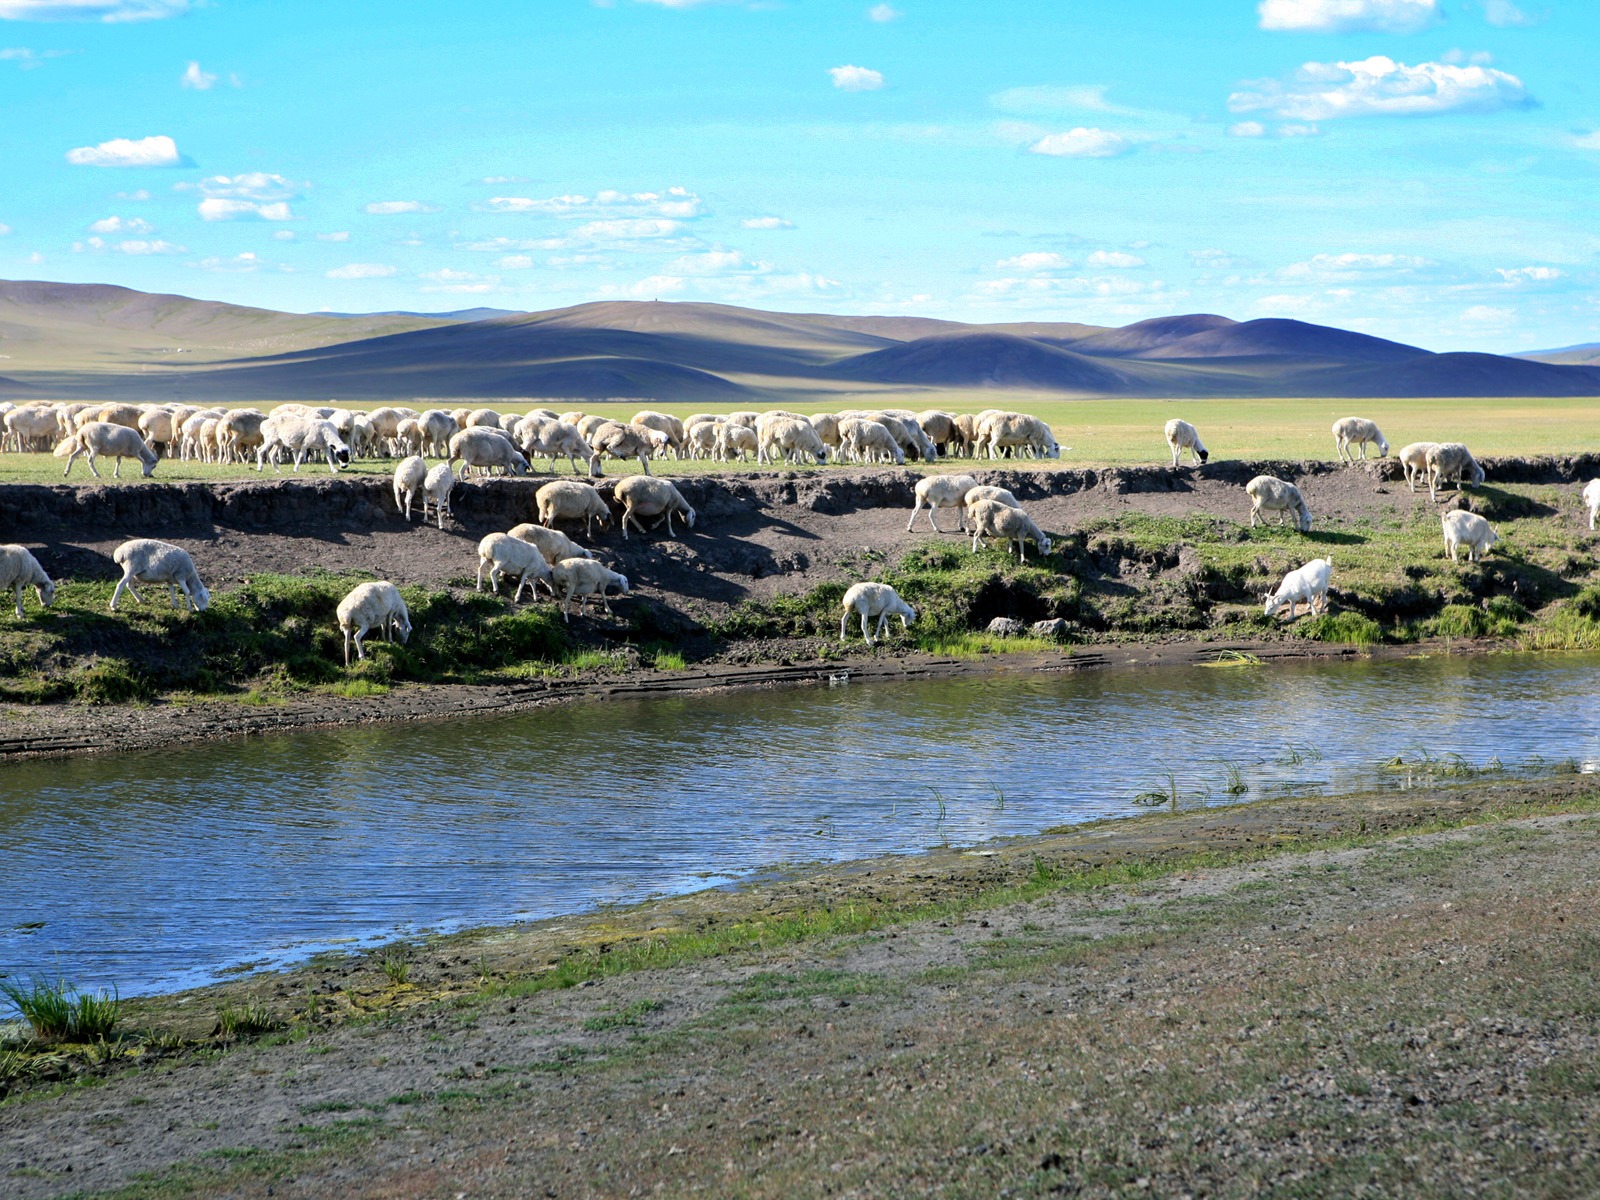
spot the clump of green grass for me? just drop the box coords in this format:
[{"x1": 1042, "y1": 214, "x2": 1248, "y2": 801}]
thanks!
[
  {"x1": 215, "y1": 1001, "x2": 281, "y2": 1039},
  {"x1": 0, "y1": 976, "x2": 121, "y2": 1043},
  {"x1": 379, "y1": 948, "x2": 411, "y2": 986},
  {"x1": 1296, "y1": 612, "x2": 1383, "y2": 645},
  {"x1": 581, "y1": 999, "x2": 664, "y2": 1032}
]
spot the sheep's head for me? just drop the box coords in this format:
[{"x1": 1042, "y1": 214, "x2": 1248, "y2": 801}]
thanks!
[
  {"x1": 394, "y1": 612, "x2": 413, "y2": 644},
  {"x1": 1297, "y1": 508, "x2": 1313, "y2": 533},
  {"x1": 190, "y1": 581, "x2": 211, "y2": 612},
  {"x1": 682, "y1": 505, "x2": 697, "y2": 529},
  {"x1": 1470, "y1": 461, "x2": 1486, "y2": 486},
  {"x1": 1377, "y1": 438, "x2": 1390, "y2": 457},
  {"x1": 37, "y1": 578, "x2": 56, "y2": 609},
  {"x1": 1263, "y1": 589, "x2": 1284, "y2": 617},
  {"x1": 1197, "y1": 448, "x2": 1210, "y2": 463},
  {"x1": 1037, "y1": 534, "x2": 1053, "y2": 556},
  {"x1": 139, "y1": 454, "x2": 157, "y2": 477},
  {"x1": 612, "y1": 572, "x2": 630, "y2": 596}
]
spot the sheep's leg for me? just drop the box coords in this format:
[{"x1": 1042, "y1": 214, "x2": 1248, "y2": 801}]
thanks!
[
  {"x1": 86, "y1": 451, "x2": 102, "y2": 479},
  {"x1": 476, "y1": 558, "x2": 488, "y2": 592},
  {"x1": 13, "y1": 584, "x2": 24, "y2": 620},
  {"x1": 861, "y1": 610, "x2": 874, "y2": 647},
  {"x1": 354, "y1": 626, "x2": 368, "y2": 660},
  {"x1": 926, "y1": 505, "x2": 943, "y2": 534},
  {"x1": 639, "y1": 455, "x2": 651, "y2": 476},
  {"x1": 112, "y1": 456, "x2": 122, "y2": 479},
  {"x1": 839, "y1": 609, "x2": 850, "y2": 641},
  {"x1": 343, "y1": 627, "x2": 352, "y2": 667},
  {"x1": 665, "y1": 510, "x2": 676, "y2": 537},
  {"x1": 512, "y1": 574, "x2": 529, "y2": 604}
]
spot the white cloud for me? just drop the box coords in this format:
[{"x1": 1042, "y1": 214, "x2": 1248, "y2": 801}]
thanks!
[
  {"x1": 1229, "y1": 122, "x2": 1267, "y2": 138},
  {"x1": 113, "y1": 188, "x2": 149, "y2": 200},
  {"x1": 316, "y1": 230, "x2": 350, "y2": 242},
  {"x1": 495, "y1": 255, "x2": 535, "y2": 269},
  {"x1": 1190, "y1": 248, "x2": 1247, "y2": 268},
  {"x1": 1482, "y1": 0, "x2": 1534, "y2": 27},
  {"x1": 180, "y1": 60, "x2": 214, "y2": 89},
  {"x1": 575, "y1": 218, "x2": 683, "y2": 239},
  {"x1": 1572, "y1": 132, "x2": 1600, "y2": 151},
  {"x1": 364, "y1": 200, "x2": 440, "y2": 215},
  {"x1": 1278, "y1": 123, "x2": 1322, "y2": 137},
  {"x1": 989, "y1": 84, "x2": 1150, "y2": 118},
  {"x1": 973, "y1": 274, "x2": 1163, "y2": 299},
  {"x1": 1087, "y1": 249, "x2": 1145, "y2": 268},
  {"x1": 65, "y1": 134, "x2": 183, "y2": 167},
  {"x1": 0, "y1": 222, "x2": 10, "y2": 235},
  {"x1": 662, "y1": 249, "x2": 770, "y2": 276},
  {"x1": 0, "y1": 0, "x2": 187, "y2": 21},
  {"x1": 1460, "y1": 304, "x2": 1515, "y2": 325},
  {"x1": 193, "y1": 252, "x2": 261, "y2": 272},
  {"x1": 1027, "y1": 127, "x2": 1131, "y2": 158},
  {"x1": 479, "y1": 174, "x2": 527, "y2": 184},
  {"x1": 0, "y1": 46, "x2": 69, "y2": 67},
  {"x1": 480, "y1": 187, "x2": 700, "y2": 219},
  {"x1": 326, "y1": 263, "x2": 396, "y2": 280},
  {"x1": 829, "y1": 64, "x2": 884, "y2": 91},
  {"x1": 1230, "y1": 56, "x2": 1532, "y2": 121},
  {"x1": 867, "y1": 2, "x2": 900, "y2": 19},
  {"x1": 420, "y1": 267, "x2": 498, "y2": 293},
  {"x1": 740, "y1": 216, "x2": 793, "y2": 230},
  {"x1": 198, "y1": 198, "x2": 293, "y2": 221},
  {"x1": 74, "y1": 235, "x2": 185, "y2": 254},
  {"x1": 182, "y1": 172, "x2": 302, "y2": 200},
  {"x1": 272, "y1": 230, "x2": 295, "y2": 241},
  {"x1": 996, "y1": 251, "x2": 1073, "y2": 271},
  {"x1": 1496, "y1": 266, "x2": 1563, "y2": 284},
  {"x1": 88, "y1": 215, "x2": 153, "y2": 233},
  {"x1": 1257, "y1": 0, "x2": 1438, "y2": 34}
]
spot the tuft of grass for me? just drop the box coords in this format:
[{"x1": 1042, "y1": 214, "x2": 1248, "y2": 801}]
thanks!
[
  {"x1": 216, "y1": 1001, "x2": 281, "y2": 1040},
  {"x1": 581, "y1": 999, "x2": 665, "y2": 1032},
  {"x1": 1296, "y1": 612, "x2": 1384, "y2": 645},
  {"x1": 0, "y1": 976, "x2": 120, "y2": 1043},
  {"x1": 379, "y1": 947, "x2": 411, "y2": 986}
]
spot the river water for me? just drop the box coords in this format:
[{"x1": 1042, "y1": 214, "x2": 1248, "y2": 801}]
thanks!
[{"x1": 3, "y1": 652, "x2": 1598, "y2": 997}]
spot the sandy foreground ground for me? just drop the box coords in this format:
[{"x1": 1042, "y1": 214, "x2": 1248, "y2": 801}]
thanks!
[{"x1": 2, "y1": 777, "x2": 1598, "y2": 1198}]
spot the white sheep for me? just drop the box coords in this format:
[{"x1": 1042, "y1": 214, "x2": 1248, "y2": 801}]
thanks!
[
  {"x1": 529, "y1": 421, "x2": 594, "y2": 475},
  {"x1": 507, "y1": 522, "x2": 594, "y2": 565},
  {"x1": 0, "y1": 545, "x2": 56, "y2": 619},
  {"x1": 1164, "y1": 419, "x2": 1208, "y2": 467},
  {"x1": 907, "y1": 474, "x2": 978, "y2": 533},
  {"x1": 838, "y1": 582, "x2": 916, "y2": 647},
  {"x1": 1245, "y1": 476, "x2": 1312, "y2": 532},
  {"x1": 1442, "y1": 509, "x2": 1499, "y2": 563},
  {"x1": 839, "y1": 418, "x2": 903, "y2": 466},
  {"x1": 550, "y1": 558, "x2": 629, "y2": 621},
  {"x1": 61, "y1": 422, "x2": 159, "y2": 479},
  {"x1": 422, "y1": 463, "x2": 454, "y2": 529},
  {"x1": 1398, "y1": 442, "x2": 1438, "y2": 494},
  {"x1": 393, "y1": 455, "x2": 428, "y2": 521},
  {"x1": 1583, "y1": 478, "x2": 1600, "y2": 531},
  {"x1": 1263, "y1": 557, "x2": 1332, "y2": 619},
  {"x1": 759, "y1": 417, "x2": 830, "y2": 467},
  {"x1": 588, "y1": 421, "x2": 655, "y2": 475},
  {"x1": 537, "y1": 480, "x2": 612, "y2": 538},
  {"x1": 449, "y1": 427, "x2": 530, "y2": 477},
  {"x1": 418, "y1": 409, "x2": 459, "y2": 458},
  {"x1": 979, "y1": 412, "x2": 1060, "y2": 461},
  {"x1": 1426, "y1": 443, "x2": 1485, "y2": 503},
  {"x1": 256, "y1": 416, "x2": 351, "y2": 474},
  {"x1": 968, "y1": 498, "x2": 1052, "y2": 561},
  {"x1": 615, "y1": 476, "x2": 696, "y2": 540},
  {"x1": 109, "y1": 539, "x2": 209, "y2": 613},
  {"x1": 963, "y1": 485, "x2": 1021, "y2": 511},
  {"x1": 336, "y1": 581, "x2": 412, "y2": 666},
  {"x1": 715, "y1": 423, "x2": 759, "y2": 462},
  {"x1": 1332, "y1": 417, "x2": 1389, "y2": 463},
  {"x1": 685, "y1": 421, "x2": 721, "y2": 460},
  {"x1": 476, "y1": 533, "x2": 551, "y2": 603}
]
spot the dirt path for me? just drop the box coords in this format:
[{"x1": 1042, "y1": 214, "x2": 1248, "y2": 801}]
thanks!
[{"x1": 4, "y1": 778, "x2": 1598, "y2": 1198}]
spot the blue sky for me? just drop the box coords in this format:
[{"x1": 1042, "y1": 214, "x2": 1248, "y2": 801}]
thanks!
[{"x1": 1, "y1": 0, "x2": 1595, "y2": 351}]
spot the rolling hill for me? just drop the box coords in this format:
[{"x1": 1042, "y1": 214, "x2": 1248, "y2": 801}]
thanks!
[{"x1": 1, "y1": 279, "x2": 1596, "y2": 402}]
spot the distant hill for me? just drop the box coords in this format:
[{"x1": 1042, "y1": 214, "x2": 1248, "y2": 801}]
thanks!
[
  {"x1": 1, "y1": 280, "x2": 1595, "y2": 401},
  {"x1": 1517, "y1": 342, "x2": 1600, "y2": 367}
]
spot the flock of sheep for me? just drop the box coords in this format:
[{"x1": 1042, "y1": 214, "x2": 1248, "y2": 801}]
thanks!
[{"x1": 0, "y1": 396, "x2": 1590, "y2": 665}]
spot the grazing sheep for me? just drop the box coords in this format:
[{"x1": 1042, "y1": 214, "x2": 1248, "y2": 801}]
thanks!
[
  {"x1": 1264, "y1": 558, "x2": 1333, "y2": 619},
  {"x1": 838, "y1": 582, "x2": 916, "y2": 647},
  {"x1": 394, "y1": 418, "x2": 425, "y2": 457},
  {"x1": 968, "y1": 498, "x2": 1052, "y2": 562},
  {"x1": 256, "y1": 416, "x2": 351, "y2": 474},
  {"x1": 589, "y1": 421, "x2": 655, "y2": 475},
  {"x1": 449, "y1": 427, "x2": 530, "y2": 477},
  {"x1": 615, "y1": 475, "x2": 696, "y2": 540},
  {"x1": 761, "y1": 417, "x2": 830, "y2": 466},
  {"x1": 418, "y1": 409, "x2": 459, "y2": 457},
  {"x1": 1425, "y1": 443, "x2": 1485, "y2": 503},
  {"x1": 0, "y1": 545, "x2": 56, "y2": 619},
  {"x1": 536, "y1": 480, "x2": 612, "y2": 538},
  {"x1": 4, "y1": 406, "x2": 59, "y2": 453},
  {"x1": 217, "y1": 409, "x2": 267, "y2": 464},
  {"x1": 724, "y1": 410, "x2": 760, "y2": 429},
  {"x1": 476, "y1": 533, "x2": 551, "y2": 603},
  {"x1": 915, "y1": 410, "x2": 958, "y2": 456},
  {"x1": 838, "y1": 417, "x2": 903, "y2": 465},
  {"x1": 685, "y1": 420, "x2": 721, "y2": 460},
  {"x1": 1332, "y1": 417, "x2": 1389, "y2": 463},
  {"x1": 109, "y1": 539, "x2": 209, "y2": 613},
  {"x1": 550, "y1": 558, "x2": 629, "y2": 621},
  {"x1": 1398, "y1": 441, "x2": 1439, "y2": 494},
  {"x1": 962, "y1": 485, "x2": 1021, "y2": 512},
  {"x1": 1442, "y1": 510, "x2": 1499, "y2": 563},
  {"x1": 951, "y1": 413, "x2": 980, "y2": 457},
  {"x1": 527, "y1": 421, "x2": 595, "y2": 475},
  {"x1": 1583, "y1": 479, "x2": 1600, "y2": 531},
  {"x1": 465, "y1": 408, "x2": 503, "y2": 430},
  {"x1": 979, "y1": 411, "x2": 1060, "y2": 461},
  {"x1": 179, "y1": 410, "x2": 223, "y2": 461},
  {"x1": 1245, "y1": 475, "x2": 1312, "y2": 532},
  {"x1": 336, "y1": 581, "x2": 411, "y2": 666},
  {"x1": 631, "y1": 411, "x2": 685, "y2": 458},
  {"x1": 877, "y1": 409, "x2": 939, "y2": 461},
  {"x1": 61, "y1": 422, "x2": 160, "y2": 479},
  {"x1": 716, "y1": 422, "x2": 759, "y2": 462},
  {"x1": 507, "y1": 522, "x2": 594, "y2": 565},
  {"x1": 907, "y1": 474, "x2": 979, "y2": 533},
  {"x1": 809, "y1": 413, "x2": 842, "y2": 453},
  {"x1": 365, "y1": 407, "x2": 411, "y2": 455},
  {"x1": 136, "y1": 407, "x2": 179, "y2": 456},
  {"x1": 393, "y1": 455, "x2": 428, "y2": 520},
  {"x1": 422, "y1": 462, "x2": 454, "y2": 529},
  {"x1": 1164, "y1": 419, "x2": 1209, "y2": 467}
]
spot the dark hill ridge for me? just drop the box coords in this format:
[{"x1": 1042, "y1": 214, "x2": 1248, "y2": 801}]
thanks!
[{"x1": 1, "y1": 280, "x2": 1596, "y2": 400}]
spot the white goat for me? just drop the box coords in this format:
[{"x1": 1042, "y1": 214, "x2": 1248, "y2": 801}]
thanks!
[
  {"x1": 1583, "y1": 478, "x2": 1600, "y2": 531},
  {"x1": 1164, "y1": 419, "x2": 1208, "y2": 467},
  {"x1": 109, "y1": 539, "x2": 209, "y2": 613},
  {"x1": 1245, "y1": 476, "x2": 1312, "y2": 532},
  {"x1": 1332, "y1": 417, "x2": 1389, "y2": 463},
  {"x1": 336, "y1": 581, "x2": 412, "y2": 666},
  {"x1": 1442, "y1": 510, "x2": 1499, "y2": 563},
  {"x1": 0, "y1": 545, "x2": 56, "y2": 619},
  {"x1": 838, "y1": 582, "x2": 916, "y2": 647},
  {"x1": 1263, "y1": 557, "x2": 1333, "y2": 619}
]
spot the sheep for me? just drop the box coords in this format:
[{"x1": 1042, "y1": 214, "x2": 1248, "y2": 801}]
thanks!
[
  {"x1": 529, "y1": 421, "x2": 595, "y2": 475},
  {"x1": 449, "y1": 427, "x2": 530, "y2": 477},
  {"x1": 476, "y1": 533, "x2": 551, "y2": 603},
  {"x1": 915, "y1": 410, "x2": 957, "y2": 456},
  {"x1": 1442, "y1": 510, "x2": 1499, "y2": 563},
  {"x1": 1263, "y1": 557, "x2": 1333, "y2": 619},
  {"x1": 809, "y1": 413, "x2": 842, "y2": 453},
  {"x1": 365, "y1": 407, "x2": 411, "y2": 454},
  {"x1": 1425, "y1": 443, "x2": 1485, "y2": 503},
  {"x1": 217, "y1": 409, "x2": 267, "y2": 464},
  {"x1": 136, "y1": 407, "x2": 179, "y2": 456},
  {"x1": 575, "y1": 413, "x2": 612, "y2": 440},
  {"x1": 1245, "y1": 475, "x2": 1312, "y2": 532},
  {"x1": 61, "y1": 422, "x2": 159, "y2": 479},
  {"x1": 465, "y1": 408, "x2": 503, "y2": 430},
  {"x1": 418, "y1": 409, "x2": 459, "y2": 457},
  {"x1": 631, "y1": 411, "x2": 685, "y2": 457},
  {"x1": 838, "y1": 417, "x2": 903, "y2": 465},
  {"x1": 537, "y1": 480, "x2": 612, "y2": 538},
  {"x1": 1164, "y1": 418, "x2": 1208, "y2": 468},
  {"x1": 109, "y1": 539, "x2": 209, "y2": 613},
  {"x1": 3, "y1": 406, "x2": 59, "y2": 453},
  {"x1": 179, "y1": 410, "x2": 222, "y2": 461},
  {"x1": 968, "y1": 498, "x2": 1051, "y2": 562},
  {"x1": 393, "y1": 455, "x2": 428, "y2": 520},
  {"x1": 951, "y1": 413, "x2": 980, "y2": 457},
  {"x1": 962, "y1": 485, "x2": 1021, "y2": 512},
  {"x1": 336, "y1": 581, "x2": 411, "y2": 666},
  {"x1": 615, "y1": 475, "x2": 696, "y2": 540},
  {"x1": 877, "y1": 409, "x2": 939, "y2": 461},
  {"x1": 394, "y1": 417, "x2": 425, "y2": 457},
  {"x1": 1583, "y1": 479, "x2": 1600, "y2": 531},
  {"x1": 507, "y1": 522, "x2": 594, "y2": 565},
  {"x1": 685, "y1": 420, "x2": 721, "y2": 460},
  {"x1": 724, "y1": 410, "x2": 760, "y2": 429},
  {"x1": 979, "y1": 412, "x2": 1060, "y2": 460},
  {"x1": 1398, "y1": 441, "x2": 1439, "y2": 494},
  {"x1": 759, "y1": 417, "x2": 829, "y2": 466},
  {"x1": 256, "y1": 416, "x2": 351, "y2": 474},
  {"x1": 0, "y1": 545, "x2": 56, "y2": 619},
  {"x1": 79, "y1": 403, "x2": 142, "y2": 432},
  {"x1": 588, "y1": 421, "x2": 655, "y2": 475},
  {"x1": 907, "y1": 474, "x2": 979, "y2": 533},
  {"x1": 549, "y1": 558, "x2": 629, "y2": 621},
  {"x1": 1332, "y1": 417, "x2": 1389, "y2": 463},
  {"x1": 716, "y1": 423, "x2": 759, "y2": 462},
  {"x1": 422, "y1": 463, "x2": 454, "y2": 529},
  {"x1": 852, "y1": 411, "x2": 922, "y2": 462},
  {"x1": 838, "y1": 582, "x2": 916, "y2": 647}
]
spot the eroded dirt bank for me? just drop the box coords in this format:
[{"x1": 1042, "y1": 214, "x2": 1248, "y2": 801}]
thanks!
[{"x1": 2, "y1": 777, "x2": 1597, "y2": 1198}]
